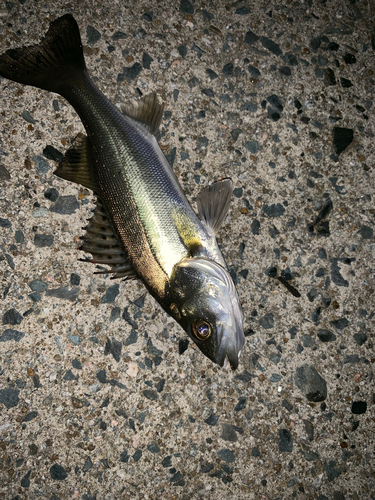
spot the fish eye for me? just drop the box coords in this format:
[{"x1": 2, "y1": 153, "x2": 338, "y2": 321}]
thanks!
[{"x1": 192, "y1": 319, "x2": 212, "y2": 341}]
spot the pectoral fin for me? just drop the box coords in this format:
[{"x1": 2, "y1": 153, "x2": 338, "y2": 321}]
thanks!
[
  {"x1": 54, "y1": 134, "x2": 97, "y2": 191},
  {"x1": 196, "y1": 179, "x2": 233, "y2": 234}
]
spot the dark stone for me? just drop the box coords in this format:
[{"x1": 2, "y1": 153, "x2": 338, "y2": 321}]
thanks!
[
  {"x1": 295, "y1": 365, "x2": 327, "y2": 402},
  {"x1": 267, "y1": 94, "x2": 283, "y2": 111},
  {"x1": 50, "y1": 464, "x2": 67, "y2": 480},
  {"x1": 360, "y1": 225, "x2": 373, "y2": 239},
  {"x1": 205, "y1": 413, "x2": 219, "y2": 426},
  {"x1": 141, "y1": 11, "x2": 153, "y2": 22},
  {"x1": 133, "y1": 449, "x2": 142, "y2": 462},
  {"x1": 15, "y1": 229, "x2": 24, "y2": 243},
  {"x1": 180, "y1": 0, "x2": 194, "y2": 14},
  {"x1": 97, "y1": 369, "x2": 108, "y2": 384},
  {"x1": 82, "y1": 457, "x2": 93, "y2": 472},
  {"x1": 0, "y1": 218, "x2": 11, "y2": 228},
  {"x1": 351, "y1": 401, "x2": 367, "y2": 414},
  {"x1": 87, "y1": 25, "x2": 101, "y2": 44},
  {"x1": 20, "y1": 470, "x2": 31, "y2": 488},
  {"x1": 63, "y1": 370, "x2": 75, "y2": 381},
  {"x1": 112, "y1": 30, "x2": 128, "y2": 40},
  {"x1": 178, "y1": 338, "x2": 189, "y2": 355},
  {"x1": 263, "y1": 203, "x2": 285, "y2": 217},
  {"x1": 0, "y1": 329, "x2": 25, "y2": 342},
  {"x1": 353, "y1": 332, "x2": 367, "y2": 346},
  {"x1": 330, "y1": 317, "x2": 349, "y2": 330},
  {"x1": 222, "y1": 63, "x2": 234, "y2": 77},
  {"x1": 202, "y1": 88, "x2": 215, "y2": 98},
  {"x1": 22, "y1": 411, "x2": 37, "y2": 422},
  {"x1": 50, "y1": 195, "x2": 79, "y2": 215},
  {"x1": 124, "y1": 329, "x2": 138, "y2": 346},
  {"x1": 143, "y1": 389, "x2": 158, "y2": 401},
  {"x1": 279, "y1": 429, "x2": 293, "y2": 452},
  {"x1": 310, "y1": 36, "x2": 322, "y2": 52},
  {"x1": 302, "y1": 335, "x2": 314, "y2": 347},
  {"x1": 323, "y1": 460, "x2": 346, "y2": 482},
  {"x1": 122, "y1": 62, "x2": 142, "y2": 80},
  {"x1": 120, "y1": 449, "x2": 129, "y2": 463},
  {"x1": 3, "y1": 308, "x2": 22, "y2": 325},
  {"x1": 261, "y1": 36, "x2": 282, "y2": 56},
  {"x1": 244, "y1": 139, "x2": 259, "y2": 152},
  {"x1": 235, "y1": 6, "x2": 250, "y2": 15},
  {"x1": 279, "y1": 66, "x2": 291, "y2": 76},
  {"x1": 29, "y1": 279, "x2": 47, "y2": 292},
  {"x1": 142, "y1": 53, "x2": 153, "y2": 69},
  {"x1": 259, "y1": 313, "x2": 274, "y2": 329},
  {"x1": 323, "y1": 68, "x2": 336, "y2": 85},
  {"x1": 72, "y1": 358, "x2": 82, "y2": 369},
  {"x1": 28, "y1": 291, "x2": 41, "y2": 302},
  {"x1": 221, "y1": 424, "x2": 238, "y2": 442},
  {"x1": 331, "y1": 259, "x2": 349, "y2": 287},
  {"x1": 268, "y1": 107, "x2": 281, "y2": 121},
  {"x1": 202, "y1": 9, "x2": 214, "y2": 21},
  {"x1": 43, "y1": 145, "x2": 63, "y2": 162},
  {"x1": 0, "y1": 164, "x2": 11, "y2": 180},
  {"x1": 162, "y1": 455, "x2": 172, "y2": 468},
  {"x1": 177, "y1": 45, "x2": 187, "y2": 58},
  {"x1": 303, "y1": 419, "x2": 314, "y2": 441},
  {"x1": 46, "y1": 286, "x2": 78, "y2": 301},
  {"x1": 101, "y1": 284, "x2": 119, "y2": 304},
  {"x1": 266, "y1": 266, "x2": 277, "y2": 278},
  {"x1": 234, "y1": 397, "x2": 246, "y2": 411},
  {"x1": 147, "y1": 443, "x2": 160, "y2": 453},
  {"x1": 33, "y1": 155, "x2": 50, "y2": 175},
  {"x1": 34, "y1": 234, "x2": 54, "y2": 247},
  {"x1": 340, "y1": 77, "x2": 353, "y2": 88},
  {"x1": 251, "y1": 219, "x2": 260, "y2": 235},
  {"x1": 317, "y1": 329, "x2": 336, "y2": 342},
  {"x1": 343, "y1": 53, "x2": 356, "y2": 64},
  {"x1": 206, "y1": 68, "x2": 218, "y2": 80},
  {"x1": 333, "y1": 127, "x2": 353, "y2": 155},
  {"x1": 248, "y1": 65, "x2": 260, "y2": 77},
  {"x1": 109, "y1": 307, "x2": 121, "y2": 323},
  {"x1": 218, "y1": 449, "x2": 235, "y2": 463},
  {"x1": 104, "y1": 338, "x2": 122, "y2": 362},
  {"x1": 244, "y1": 30, "x2": 259, "y2": 45}
]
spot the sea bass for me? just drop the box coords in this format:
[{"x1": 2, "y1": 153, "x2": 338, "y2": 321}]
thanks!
[{"x1": 0, "y1": 15, "x2": 245, "y2": 369}]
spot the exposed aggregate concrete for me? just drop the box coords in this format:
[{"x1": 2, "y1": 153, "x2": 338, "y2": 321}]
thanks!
[{"x1": 0, "y1": 1, "x2": 374, "y2": 499}]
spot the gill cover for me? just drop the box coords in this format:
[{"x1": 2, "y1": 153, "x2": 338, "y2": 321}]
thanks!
[{"x1": 170, "y1": 257, "x2": 244, "y2": 369}]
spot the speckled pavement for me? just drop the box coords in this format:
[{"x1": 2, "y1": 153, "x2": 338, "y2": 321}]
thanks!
[{"x1": 0, "y1": 1, "x2": 374, "y2": 499}]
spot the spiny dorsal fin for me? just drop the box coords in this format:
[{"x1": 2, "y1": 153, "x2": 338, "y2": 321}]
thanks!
[
  {"x1": 196, "y1": 179, "x2": 233, "y2": 234},
  {"x1": 121, "y1": 91, "x2": 164, "y2": 135},
  {"x1": 79, "y1": 197, "x2": 137, "y2": 281},
  {"x1": 54, "y1": 134, "x2": 97, "y2": 191}
]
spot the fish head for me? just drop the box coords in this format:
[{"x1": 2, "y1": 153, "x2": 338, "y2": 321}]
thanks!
[{"x1": 169, "y1": 257, "x2": 245, "y2": 369}]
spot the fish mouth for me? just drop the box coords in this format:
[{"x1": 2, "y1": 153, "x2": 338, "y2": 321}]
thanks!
[
  {"x1": 215, "y1": 320, "x2": 244, "y2": 370},
  {"x1": 215, "y1": 332, "x2": 243, "y2": 370}
]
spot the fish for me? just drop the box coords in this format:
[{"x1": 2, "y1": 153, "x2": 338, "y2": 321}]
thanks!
[{"x1": 0, "y1": 14, "x2": 245, "y2": 369}]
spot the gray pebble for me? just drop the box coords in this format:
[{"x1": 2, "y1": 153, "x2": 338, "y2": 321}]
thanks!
[{"x1": 295, "y1": 364, "x2": 327, "y2": 402}]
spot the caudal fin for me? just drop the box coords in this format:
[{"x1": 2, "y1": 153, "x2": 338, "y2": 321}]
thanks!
[{"x1": 0, "y1": 14, "x2": 86, "y2": 94}]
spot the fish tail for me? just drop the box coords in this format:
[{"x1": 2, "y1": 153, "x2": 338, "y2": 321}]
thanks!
[{"x1": 0, "y1": 14, "x2": 86, "y2": 94}]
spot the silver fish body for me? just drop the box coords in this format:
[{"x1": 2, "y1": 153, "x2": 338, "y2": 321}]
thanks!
[{"x1": 0, "y1": 15, "x2": 245, "y2": 369}]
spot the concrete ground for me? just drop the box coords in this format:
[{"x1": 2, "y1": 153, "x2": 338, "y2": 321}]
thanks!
[{"x1": 0, "y1": 0, "x2": 374, "y2": 499}]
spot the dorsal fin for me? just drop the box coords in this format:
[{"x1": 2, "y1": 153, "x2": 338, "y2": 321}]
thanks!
[
  {"x1": 121, "y1": 91, "x2": 164, "y2": 135},
  {"x1": 54, "y1": 134, "x2": 97, "y2": 191},
  {"x1": 196, "y1": 179, "x2": 233, "y2": 234},
  {"x1": 79, "y1": 197, "x2": 137, "y2": 280}
]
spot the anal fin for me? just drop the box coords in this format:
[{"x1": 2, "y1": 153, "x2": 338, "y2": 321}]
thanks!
[{"x1": 79, "y1": 197, "x2": 137, "y2": 280}]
